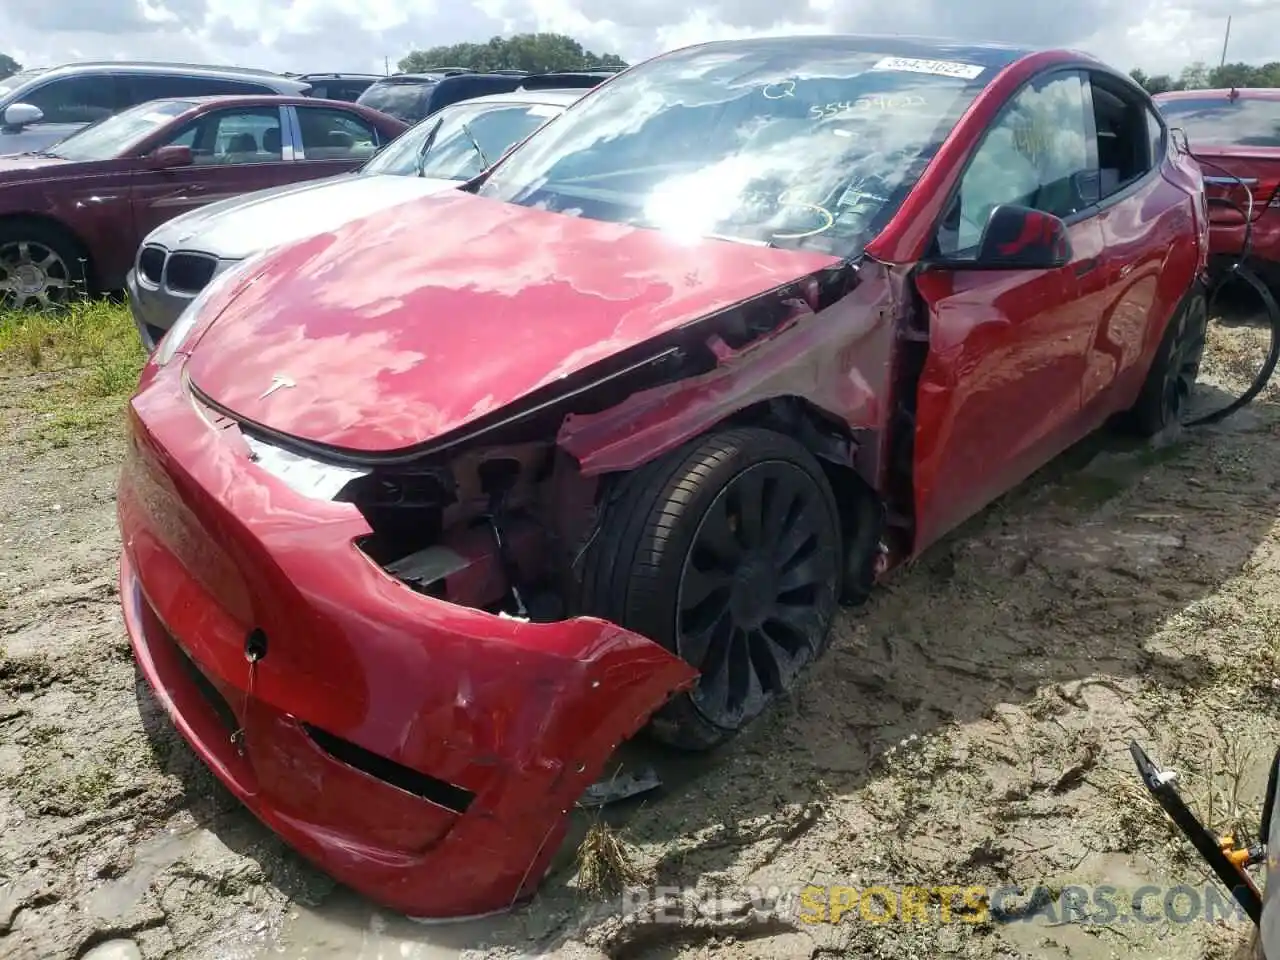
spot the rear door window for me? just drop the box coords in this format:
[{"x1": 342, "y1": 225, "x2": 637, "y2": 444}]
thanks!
[
  {"x1": 21, "y1": 75, "x2": 119, "y2": 124},
  {"x1": 1158, "y1": 96, "x2": 1280, "y2": 148},
  {"x1": 295, "y1": 106, "x2": 381, "y2": 160}
]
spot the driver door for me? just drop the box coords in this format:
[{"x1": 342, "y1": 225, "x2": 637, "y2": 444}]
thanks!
[
  {"x1": 130, "y1": 105, "x2": 296, "y2": 246},
  {"x1": 912, "y1": 69, "x2": 1106, "y2": 550}
]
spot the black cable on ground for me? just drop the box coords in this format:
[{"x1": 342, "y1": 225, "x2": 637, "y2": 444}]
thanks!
[{"x1": 1172, "y1": 136, "x2": 1280, "y2": 427}]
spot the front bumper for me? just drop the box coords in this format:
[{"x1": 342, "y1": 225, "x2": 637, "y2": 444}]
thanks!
[
  {"x1": 118, "y1": 358, "x2": 697, "y2": 918},
  {"x1": 125, "y1": 269, "x2": 167, "y2": 352}
]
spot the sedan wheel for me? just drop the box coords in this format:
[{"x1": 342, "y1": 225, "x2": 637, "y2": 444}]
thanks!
[
  {"x1": 0, "y1": 236, "x2": 80, "y2": 310},
  {"x1": 577, "y1": 427, "x2": 843, "y2": 751}
]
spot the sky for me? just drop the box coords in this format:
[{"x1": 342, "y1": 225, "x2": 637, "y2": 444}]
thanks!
[{"x1": 0, "y1": 0, "x2": 1275, "y2": 81}]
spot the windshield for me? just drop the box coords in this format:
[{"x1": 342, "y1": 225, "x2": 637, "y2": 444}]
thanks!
[
  {"x1": 357, "y1": 80, "x2": 436, "y2": 123},
  {"x1": 476, "y1": 42, "x2": 990, "y2": 256},
  {"x1": 51, "y1": 99, "x2": 193, "y2": 161},
  {"x1": 362, "y1": 99, "x2": 564, "y2": 179},
  {"x1": 1159, "y1": 96, "x2": 1280, "y2": 148}
]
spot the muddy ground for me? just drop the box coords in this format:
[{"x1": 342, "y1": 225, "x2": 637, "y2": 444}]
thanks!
[{"x1": 2, "y1": 315, "x2": 1280, "y2": 960}]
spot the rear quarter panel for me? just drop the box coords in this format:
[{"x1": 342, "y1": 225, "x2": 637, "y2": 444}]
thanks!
[{"x1": 1087, "y1": 162, "x2": 1204, "y2": 414}]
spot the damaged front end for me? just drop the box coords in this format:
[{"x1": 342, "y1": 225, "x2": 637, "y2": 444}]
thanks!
[{"x1": 122, "y1": 254, "x2": 903, "y2": 919}]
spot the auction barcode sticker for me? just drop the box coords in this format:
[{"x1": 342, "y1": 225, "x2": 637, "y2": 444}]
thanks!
[{"x1": 870, "y1": 57, "x2": 985, "y2": 80}]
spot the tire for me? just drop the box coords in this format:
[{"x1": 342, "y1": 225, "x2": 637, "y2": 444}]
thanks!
[
  {"x1": 1122, "y1": 283, "x2": 1208, "y2": 437},
  {"x1": 0, "y1": 219, "x2": 88, "y2": 311},
  {"x1": 576, "y1": 427, "x2": 843, "y2": 751}
]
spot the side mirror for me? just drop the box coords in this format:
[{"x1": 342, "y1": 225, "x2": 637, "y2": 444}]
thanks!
[
  {"x1": 974, "y1": 204, "x2": 1072, "y2": 269},
  {"x1": 148, "y1": 144, "x2": 193, "y2": 169},
  {"x1": 3, "y1": 103, "x2": 43, "y2": 128}
]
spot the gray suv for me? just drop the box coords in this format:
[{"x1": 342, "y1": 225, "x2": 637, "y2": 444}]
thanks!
[{"x1": 0, "y1": 61, "x2": 311, "y2": 156}]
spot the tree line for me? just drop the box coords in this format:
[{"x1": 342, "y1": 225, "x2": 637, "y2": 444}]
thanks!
[
  {"x1": 398, "y1": 33, "x2": 627, "y2": 75},
  {"x1": 1130, "y1": 60, "x2": 1280, "y2": 94},
  {"x1": 0, "y1": 54, "x2": 20, "y2": 80}
]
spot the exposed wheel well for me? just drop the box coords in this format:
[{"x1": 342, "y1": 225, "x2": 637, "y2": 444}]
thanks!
[
  {"x1": 716, "y1": 396, "x2": 886, "y2": 604},
  {"x1": 0, "y1": 214, "x2": 94, "y2": 291}
]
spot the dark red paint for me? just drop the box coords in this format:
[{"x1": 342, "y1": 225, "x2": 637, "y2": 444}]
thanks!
[
  {"x1": 0, "y1": 96, "x2": 406, "y2": 291},
  {"x1": 119, "y1": 44, "x2": 1208, "y2": 919}
]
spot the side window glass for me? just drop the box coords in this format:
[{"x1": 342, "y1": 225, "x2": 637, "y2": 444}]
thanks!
[
  {"x1": 167, "y1": 108, "x2": 283, "y2": 165},
  {"x1": 23, "y1": 76, "x2": 117, "y2": 124},
  {"x1": 1146, "y1": 107, "x2": 1166, "y2": 166},
  {"x1": 1088, "y1": 79, "x2": 1161, "y2": 201},
  {"x1": 937, "y1": 71, "x2": 1091, "y2": 258},
  {"x1": 296, "y1": 107, "x2": 379, "y2": 160},
  {"x1": 123, "y1": 75, "x2": 259, "y2": 105}
]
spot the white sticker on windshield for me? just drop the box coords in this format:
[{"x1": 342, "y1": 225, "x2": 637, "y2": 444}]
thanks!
[
  {"x1": 870, "y1": 56, "x2": 984, "y2": 80},
  {"x1": 526, "y1": 104, "x2": 560, "y2": 118}
]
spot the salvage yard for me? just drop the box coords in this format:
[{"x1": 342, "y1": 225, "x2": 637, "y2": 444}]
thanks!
[{"x1": 2, "y1": 302, "x2": 1280, "y2": 960}]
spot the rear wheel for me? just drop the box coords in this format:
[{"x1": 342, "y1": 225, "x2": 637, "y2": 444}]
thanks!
[
  {"x1": 1123, "y1": 284, "x2": 1208, "y2": 437},
  {"x1": 0, "y1": 221, "x2": 86, "y2": 310},
  {"x1": 577, "y1": 427, "x2": 842, "y2": 751}
]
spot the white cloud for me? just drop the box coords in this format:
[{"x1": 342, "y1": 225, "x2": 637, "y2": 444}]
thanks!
[{"x1": 0, "y1": 0, "x2": 1275, "y2": 79}]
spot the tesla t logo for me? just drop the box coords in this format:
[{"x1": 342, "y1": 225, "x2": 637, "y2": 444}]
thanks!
[{"x1": 259, "y1": 374, "x2": 295, "y2": 399}]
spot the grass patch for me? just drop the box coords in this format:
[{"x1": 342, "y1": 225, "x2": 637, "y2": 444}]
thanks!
[{"x1": 0, "y1": 300, "x2": 147, "y2": 448}]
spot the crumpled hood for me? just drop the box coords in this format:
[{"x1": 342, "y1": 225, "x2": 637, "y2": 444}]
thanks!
[
  {"x1": 187, "y1": 189, "x2": 841, "y2": 454},
  {"x1": 145, "y1": 172, "x2": 461, "y2": 259}
]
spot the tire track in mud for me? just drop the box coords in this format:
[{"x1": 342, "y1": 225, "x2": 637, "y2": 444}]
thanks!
[{"x1": 1, "y1": 343, "x2": 1278, "y2": 960}]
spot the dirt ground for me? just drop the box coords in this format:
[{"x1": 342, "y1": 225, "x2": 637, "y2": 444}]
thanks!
[{"x1": 2, "y1": 315, "x2": 1280, "y2": 960}]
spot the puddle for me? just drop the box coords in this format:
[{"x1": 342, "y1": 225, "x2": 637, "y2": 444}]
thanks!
[
  {"x1": 87, "y1": 828, "x2": 202, "y2": 920},
  {"x1": 254, "y1": 891, "x2": 527, "y2": 960}
]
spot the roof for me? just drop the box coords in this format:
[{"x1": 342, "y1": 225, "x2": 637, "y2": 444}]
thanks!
[
  {"x1": 143, "y1": 95, "x2": 406, "y2": 121},
  {"x1": 459, "y1": 88, "x2": 588, "y2": 108},
  {"x1": 665, "y1": 34, "x2": 1038, "y2": 71},
  {"x1": 0, "y1": 60, "x2": 309, "y2": 95},
  {"x1": 39, "y1": 60, "x2": 297, "y2": 79},
  {"x1": 296, "y1": 72, "x2": 384, "y2": 81},
  {"x1": 1155, "y1": 87, "x2": 1280, "y2": 102}
]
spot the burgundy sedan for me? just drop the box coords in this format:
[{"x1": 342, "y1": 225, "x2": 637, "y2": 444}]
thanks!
[{"x1": 0, "y1": 95, "x2": 407, "y2": 309}]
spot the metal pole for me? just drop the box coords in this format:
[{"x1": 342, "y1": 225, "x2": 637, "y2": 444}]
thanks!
[{"x1": 1220, "y1": 16, "x2": 1232, "y2": 68}]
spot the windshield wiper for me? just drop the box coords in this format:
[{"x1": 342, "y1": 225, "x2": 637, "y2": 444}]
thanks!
[
  {"x1": 414, "y1": 118, "x2": 445, "y2": 178},
  {"x1": 459, "y1": 122, "x2": 490, "y2": 169}
]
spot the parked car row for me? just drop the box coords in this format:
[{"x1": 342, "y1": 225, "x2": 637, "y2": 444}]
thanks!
[
  {"x1": 111, "y1": 34, "x2": 1230, "y2": 924},
  {"x1": 1153, "y1": 87, "x2": 1280, "y2": 289},
  {"x1": 0, "y1": 95, "x2": 408, "y2": 310},
  {"x1": 127, "y1": 86, "x2": 591, "y2": 345},
  {"x1": 0, "y1": 71, "x2": 609, "y2": 313}
]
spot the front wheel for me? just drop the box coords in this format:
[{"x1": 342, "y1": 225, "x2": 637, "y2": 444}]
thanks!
[
  {"x1": 0, "y1": 221, "x2": 87, "y2": 310},
  {"x1": 577, "y1": 427, "x2": 842, "y2": 751}
]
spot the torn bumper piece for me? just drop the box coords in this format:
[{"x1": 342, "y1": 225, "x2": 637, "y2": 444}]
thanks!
[{"x1": 117, "y1": 363, "x2": 698, "y2": 919}]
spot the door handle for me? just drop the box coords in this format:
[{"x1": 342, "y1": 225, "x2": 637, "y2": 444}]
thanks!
[{"x1": 1074, "y1": 257, "x2": 1099, "y2": 277}]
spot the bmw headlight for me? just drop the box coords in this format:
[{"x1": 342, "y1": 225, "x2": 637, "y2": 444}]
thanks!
[{"x1": 153, "y1": 258, "x2": 256, "y2": 366}]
